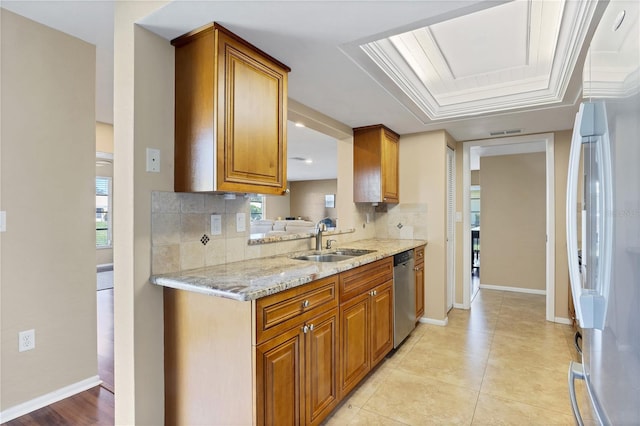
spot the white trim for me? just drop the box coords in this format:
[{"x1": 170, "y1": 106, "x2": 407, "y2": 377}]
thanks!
[
  {"x1": 453, "y1": 302, "x2": 467, "y2": 310},
  {"x1": 419, "y1": 316, "x2": 449, "y2": 326},
  {"x1": 462, "y1": 143, "x2": 471, "y2": 309},
  {"x1": 480, "y1": 284, "x2": 546, "y2": 295},
  {"x1": 545, "y1": 136, "x2": 556, "y2": 323},
  {"x1": 446, "y1": 146, "x2": 456, "y2": 312},
  {"x1": 554, "y1": 317, "x2": 573, "y2": 325},
  {"x1": 462, "y1": 133, "x2": 555, "y2": 321},
  {"x1": 0, "y1": 376, "x2": 102, "y2": 423},
  {"x1": 96, "y1": 151, "x2": 113, "y2": 161}
]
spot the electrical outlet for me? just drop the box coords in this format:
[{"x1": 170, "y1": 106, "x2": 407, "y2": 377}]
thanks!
[
  {"x1": 236, "y1": 212, "x2": 246, "y2": 232},
  {"x1": 19, "y1": 329, "x2": 35, "y2": 352}
]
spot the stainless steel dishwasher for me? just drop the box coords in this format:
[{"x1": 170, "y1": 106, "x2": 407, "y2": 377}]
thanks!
[{"x1": 393, "y1": 250, "x2": 416, "y2": 348}]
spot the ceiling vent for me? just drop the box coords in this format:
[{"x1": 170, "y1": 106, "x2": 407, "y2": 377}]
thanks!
[{"x1": 489, "y1": 129, "x2": 523, "y2": 137}]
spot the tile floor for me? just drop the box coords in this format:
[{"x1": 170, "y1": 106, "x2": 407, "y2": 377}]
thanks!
[{"x1": 324, "y1": 289, "x2": 594, "y2": 425}]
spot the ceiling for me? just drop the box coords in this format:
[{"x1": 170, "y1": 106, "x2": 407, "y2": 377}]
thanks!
[{"x1": 1, "y1": 0, "x2": 608, "y2": 180}]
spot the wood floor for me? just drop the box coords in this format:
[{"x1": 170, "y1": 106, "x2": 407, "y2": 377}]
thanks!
[
  {"x1": 2, "y1": 386, "x2": 114, "y2": 426},
  {"x1": 97, "y1": 288, "x2": 114, "y2": 393},
  {"x1": 2, "y1": 287, "x2": 115, "y2": 426}
]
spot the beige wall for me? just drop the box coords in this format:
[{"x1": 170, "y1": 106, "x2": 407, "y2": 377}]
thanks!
[
  {"x1": 480, "y1": 152, "x2": 546, "y2": 290},
  {"x1": 264, "y1": 189, "x2": 290, "y2": 220},
  {"x1": 96, "y1": 122, "x2": 114, "y2": 266},
  {"x1": 398, "y1": 130, "x2": 451, "y2": 322},
  {"x1": 113, "y1": 2, "x2": 171, "y2": 424},
  {"x1": 0, "y1": 9, "x2": 97, "y2": 411},
  {"x1": 554, "y1": 130, "x2": 572, "y2": 319},
  {"x1": 96, "y1": 121, "x2": 114, "y2": 153},
  {"x1": 471, "y1": 170, "x2": 480, "y2": 185},
  {"x1": 289, "y1": 179, "x2": 338, "y2": 223}
]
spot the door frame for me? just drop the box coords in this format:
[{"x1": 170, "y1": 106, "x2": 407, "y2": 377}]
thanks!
[
  {"x1": 462, "y1": 133, "x2": 555, "y2": 322},
  {"x1": 446, "y1": 146, "x2": 455, "y2": 312}
]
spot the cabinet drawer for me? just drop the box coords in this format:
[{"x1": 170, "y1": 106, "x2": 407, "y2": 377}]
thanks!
[
  {"x1": 415, "y1": 246, "x2": 425, "y2": 264},
  {"x1": 256, "y1": 275, "x2": 338, "y2": 344},
  {"x1": 339, "y1": 258, "x2": 393, "y2": 302}
]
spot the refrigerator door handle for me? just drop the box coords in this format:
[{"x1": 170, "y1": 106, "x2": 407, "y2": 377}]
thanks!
[
  {"x1": 567, "y1": 106, "x2": 586, "y2": 326},
  {"x1": 568, "y1": 361, "x2": 586, "y2": 426},
  {"x1": 574, "y1": 331, "x2": 583, "y2": 355},
  {"x1": 567, "y1": 102, "x2": 611, "y2": 330}
]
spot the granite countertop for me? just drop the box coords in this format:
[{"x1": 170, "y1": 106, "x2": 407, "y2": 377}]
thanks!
[{"x1": 150, "y1": 238, "x2": 427, "y2": 301}]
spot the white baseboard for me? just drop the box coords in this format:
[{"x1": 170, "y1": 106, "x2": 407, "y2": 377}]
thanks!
[
  {"x1": 453, "y1": 303, "x2": 467, "y2": 309},
  {"x1": 419, "y1": 316, "x2": 449, "y2": 326},
  {"x1": 554, "y1": 317, "x2": 572, "y2": 325},
  {"x1": 480, "y1": 284, "x2": 546, "y2": 295},
  {"x1": 0, "y1": 375, "x2": 102, "y2": 423}
]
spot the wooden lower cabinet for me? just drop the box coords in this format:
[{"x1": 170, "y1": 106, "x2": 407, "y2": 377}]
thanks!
[
  {"x1": 370, "y1": 281, "x2": 394, "y2": 366},
  {"x1": 339, "y1": 279, "x2": 394, "y2": 398},
  {"x1": 256, "y1": 326, "x2": 302, "y2": 426},
  {"x1": 257, "y1": 308, "x2": 338, "y2": 426},
  {"x1": 339, "y1": 291, "x2": 370, "y2": 395},
  {"x1": 164, "y1": 256, "x2": 398, "y2": 425}
]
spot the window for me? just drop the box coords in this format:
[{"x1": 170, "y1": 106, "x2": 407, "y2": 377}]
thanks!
[
  {"x1": 96, "y1": 177, "x2": 112, "y2": 248},
  {"x1": 250, "y1": 195, "x2": 265, "y2": 221},
  {"x1": 470, "y1": 185, "x2": 481, "y2": 227}
]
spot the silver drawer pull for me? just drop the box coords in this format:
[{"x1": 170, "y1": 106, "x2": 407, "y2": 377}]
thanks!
[
  {"x1": 308, "y1": 324, "x2": 314, "y2": 331},
  {"x1": 302, "y1": 300, "x2": 310, "y2": 308},
  {"x1": 302, "y1": 325, "x2": 309, "y2": 333}
]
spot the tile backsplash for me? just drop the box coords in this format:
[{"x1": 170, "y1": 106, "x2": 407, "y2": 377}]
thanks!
[
  {"x1": 375, "y1": 203, "x2": 428, "y2": 241},
  {"x1": 151, "y1": 191, "x2": 315, "y2": 275},
  {"x1": 151, "y1": 192, "x2": 429, "y2": 275}
]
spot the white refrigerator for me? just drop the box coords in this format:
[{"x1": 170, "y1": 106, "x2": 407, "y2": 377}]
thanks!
[{"x1": 566, "y1": 1, "x2": 640, "y2": 424}]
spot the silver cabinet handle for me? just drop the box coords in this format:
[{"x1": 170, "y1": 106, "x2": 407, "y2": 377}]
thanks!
[
  {"x1": 302, "y1": 300, "x2": 310, "y2": 308},
  {"x1": 568, "y1": 361, "x2": 585, "y2": 426},
  {"x1": 308, "y1": 324, "x2": 314, "y2": 331},
  {"x1": 302, "y1": 325, "x2": 308, "y2": 333},
  {"x1": 370, "y1": 290, "x2": 377, "y2": 296}
]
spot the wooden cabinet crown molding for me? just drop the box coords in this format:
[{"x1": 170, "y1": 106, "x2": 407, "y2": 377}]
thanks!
[{"x1": 172, "y1": 22, "x2": 290, "y2": 195}]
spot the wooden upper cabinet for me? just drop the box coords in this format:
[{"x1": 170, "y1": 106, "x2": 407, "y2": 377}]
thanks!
[
  {"x1": 353, "y1": 124, "x2": 400, "y2": 203},
  {"x1": 172, "y1": 23, "x2": 290, "y2": 194}
]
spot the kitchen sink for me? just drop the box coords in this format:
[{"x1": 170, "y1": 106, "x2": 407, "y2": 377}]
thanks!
[
  {"x1": 293, "y1": 253, "x2": 355, "y2": 262},
  {"x1": 292, "y1": 248, "x2": 376, "y2": 263},
  {"x1": 331, "y1": 249, "x2": 376, "y2": 256}
]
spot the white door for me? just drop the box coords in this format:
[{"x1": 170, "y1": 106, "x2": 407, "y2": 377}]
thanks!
[{"x1": 446, "y1": 147, "x2": 455, "y2": 311}]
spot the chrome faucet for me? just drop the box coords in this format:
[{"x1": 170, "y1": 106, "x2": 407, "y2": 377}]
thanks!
[{"x1": 314, "y1": 218, "x2": 331, "y2": 251}]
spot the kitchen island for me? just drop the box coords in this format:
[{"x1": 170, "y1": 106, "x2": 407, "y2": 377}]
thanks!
[{"x1": 151, "y1": 238, "x2": 426, "y2": 426}]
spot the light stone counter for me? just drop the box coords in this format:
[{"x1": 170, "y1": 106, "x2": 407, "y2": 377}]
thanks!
[{"x1": 150, "y1": 238, "x2": 426, "y2": 301}]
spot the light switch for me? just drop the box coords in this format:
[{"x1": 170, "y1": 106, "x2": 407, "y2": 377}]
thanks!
[
  {"x1": 210, "y1": 214, "x2": 222, "y2": 235},
  {"x1": 146, "y1": 148, "x2": 160, "y2": 172},
  {"x1": 0, "y1": 211, "x2": 5, "y2": 232},
  {"x1": 236, "y1": 213, "x2": 246, "y2": 232}
]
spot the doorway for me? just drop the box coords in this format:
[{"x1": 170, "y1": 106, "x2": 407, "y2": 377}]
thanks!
[
  {"x1": 446, "y1": 147, "x2": 455, "y2": 312},
  {"x1": 461, "y1": 133, "x2": 555, "y2": 321}
]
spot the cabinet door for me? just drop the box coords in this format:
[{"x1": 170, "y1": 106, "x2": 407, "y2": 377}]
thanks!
[
  {"x1": 305, "y1": 310, "x2": 339, "y2": 426},
  {"x1": 216, "y1": 30, "x2": 288, "y2": 195},
  {"x1": 415, "y1": 261, "x2": 425, "y2": 321},
  {"x1": 339, "y1": 292, "x2": 370, "y2": 397},
  {"x1": 381, "y1": 130, "x2": 399, "y2": 203},
  {"x1": 370, "y1": 281, "x2": 394, "y2": 367},
  {"x1": 256, "y1": 327, "x2": 302, "y2": 426}
]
